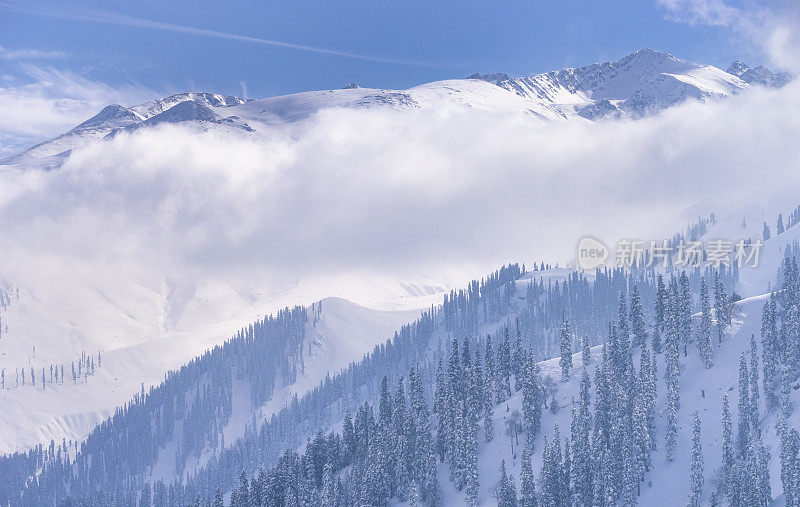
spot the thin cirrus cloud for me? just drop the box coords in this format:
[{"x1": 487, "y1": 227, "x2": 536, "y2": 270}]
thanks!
[
  {"x1": 0, "y1": 45, "x2": 70, "y2": 60},
  {"x1": 0, "y1": 0, "x2": 454, "y2": 68}
]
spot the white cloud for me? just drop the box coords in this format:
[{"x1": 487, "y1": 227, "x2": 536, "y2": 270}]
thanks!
[
  {"x1": 0, "y1": 66, "x2": 157, "y2": 157},
  {"x1": 1, "y1": 83, "x2": 799, "y2": 303},
  {"x1": 657, "y1": 0, "x2": 800, "y2": 70}
]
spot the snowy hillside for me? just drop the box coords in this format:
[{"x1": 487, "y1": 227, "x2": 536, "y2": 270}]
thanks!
[
  {"x1": 0, "y1": 292, "x2": 419, "y2": 455},
  {"x1": 2, "y1": 49, "x2": 791, "y2": 168}
]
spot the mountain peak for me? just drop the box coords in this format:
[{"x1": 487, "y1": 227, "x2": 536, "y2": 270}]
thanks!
[
  {"x1": 467, "y1": 72, "x2": 510, "y2": 85},
  {"x1": 614, "y1": 48, "x2": 680, "y2": 66},
  {"x1": 70, "y1": 104, "x2": 143, "y2": 134},
  {"x1": 726, "y1": 60, "x2": 792, "y2": 88},
  {"x1": 727, "y1": 60, "x2": 750, "y2": 77}
]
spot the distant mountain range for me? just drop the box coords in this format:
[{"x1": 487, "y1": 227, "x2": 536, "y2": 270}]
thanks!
[{"x1": 2, "y1": 49, "x2": 791, "y2": 168}]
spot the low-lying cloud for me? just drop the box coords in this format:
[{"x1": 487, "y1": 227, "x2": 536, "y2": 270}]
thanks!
[{"x1": 2, "y1": 82, "x2": 800, "y2": 304}]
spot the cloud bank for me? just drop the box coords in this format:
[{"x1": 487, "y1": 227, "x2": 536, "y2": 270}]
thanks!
[{"x1": 2, "y1": 82, "x2": 800, "y2": 303}]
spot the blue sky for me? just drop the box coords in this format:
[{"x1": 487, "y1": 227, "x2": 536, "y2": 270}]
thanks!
[{"x1": 0, "y1": 0, "x2": 767, "y2": 98}]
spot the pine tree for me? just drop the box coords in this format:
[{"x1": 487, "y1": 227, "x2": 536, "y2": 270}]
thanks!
[
  {"x1": 653, "y1": 274, "x2": 667, "y2": 353},
  {"x1": 698, "y1": 276, "x2": 714, "y2": 368},
  {"x1": 762, "y1": 297, "x2": 779, "y2": 409},
  {"x1": 497, "y1": 459, "x2": 518, "y2": 507},
  {"x1": 520, "y1": 448, "x2": 537, "y2": 507},
  {"x1": 342, "y1": 410, "x2": 356, "y2": 466},
  {"x1": 513, "y1": 322, "x2": 525, "y2": 391},
  {"x1": 434, "y1": 359, "x2": 447, "y2": 461},
  {"x1": 465, "y1": 417, "x2": 479, "y2": 506},
  {"x1": 714, "y1": 273, "x2": 729, "y2": 344},
  {"x1": 720, "y1": 394, "x2": 734, "y2": 495},
  {"x1": 756, "y1": 434, "x2": 771, "y2": 506},
  {"x1": 497, "y1": 328, "x2": 512, "y2": 401},
  {"x1": 639, "y1": 342, "x2": 657, "y2": 450},
  {"x1": 563, "y1": 438, "x2": 572, "y2": 506},
  {"x1": 539, "y1": 435, "x2": 558, "y2": 506},
  {"x1": 665, "y1": 376, "x2": 678, "y2": 461},
  {"x1": 679, "y1": 272, "x2": 692, "y2": 357},
  {"x1": 664, "y1": 283, "x2": 680, "y2": 461},
  {"x1": 630, "y1": 285, "x2": 647, "y2": 349},
  {"x1": 212, "y1": 490, "x2": 223, "y2": 507},
  {"x1": 779, "y1": 419, "x2": 798, "y2": 506},
  {"x1": 322, "y1": 462, "x2": 335, "y2": 506},
  {"x1": 749, "y1": 334, "x2": 760, "y2": 432},
  {"x1": 394, "y1": 377, "x2": 410, "y2": 501},
  {"x1": 559, "y1": 319, "x2": 573, "y2": 383},
  {"x1": 688, "y1": 412, "x2": 704, "y2": 507},
  {"x1": 484, "y1": 336, "x2": 496, "y2": 443},
  {"x1": 632, "y1": 387, "x2": 650, "y2": 477},
  {"x1": 522, "y1": 352, "x2": 542, "y2": 448},
  {"x1": 570, "y1": 392, "x2": 593, "y2": 506},
  {"x1": 737, "y1": 354, "x2": 751, "y2": 456}
]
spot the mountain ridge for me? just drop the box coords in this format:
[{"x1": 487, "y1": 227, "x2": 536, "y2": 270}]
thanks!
[{"x1": 2, "y1": 49, "x2": 792, "y2": 168}]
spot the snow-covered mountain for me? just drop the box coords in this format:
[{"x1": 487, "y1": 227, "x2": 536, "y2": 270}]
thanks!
[{"x1": 2, "y1": 49, "x2": 790, "y2": 168}]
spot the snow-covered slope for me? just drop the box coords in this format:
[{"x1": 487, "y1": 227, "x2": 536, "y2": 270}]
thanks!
[
  {"x1": 3, "y1": 49, "x2": 791, "y2": 168},
  {"x1": 0, "y1": 292, "x2": 419, "y2": 454}
]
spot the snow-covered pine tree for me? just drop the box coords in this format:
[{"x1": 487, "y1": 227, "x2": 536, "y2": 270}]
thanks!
[
  {"x1": 664, "y1": 281, "x2": 681, "y2": 461},
  {"x1": 679, "y1": 272, "x2": 693, "y2": 357},
  {"x1": 698, "y1": 276, "x2": 713, "y2": 368},
  {"x1": 762, "y1": 296, "x2": 779, "y2": 409},
  {"x1": 513, "y1": 321, "x2": 524, "y2": 391},
  {"x1": 653, "y1": 274, "x2": 667, "y2": 354},
  {"x1": 464, "y1": 410, "x2": 479, "y2": 506},
  {"x1": 539, "y1": 434, "x2": 557, "y2": 506},
  {"x1": 593, "y1": 344, "x2": 611, "y2": 449},
  {"x1": 714, "y1": 272, "x2": 729, "y2": 344},
  {"x1": 519, "y1": 448, "x2": 537, "y2": 507},
  {"x1": 497, "y1": 329, "x2": 512, "y2": 402},
  {"x1": 737, "y1": 354, "x2": 751, "y2": 457},
  {"x1": 665, "y1": 370, "x2": 678, "y2": 461},
  {"x1": 779, "y1": 420, "x2": 799, "y2": 506},
  {"x1": 720, "y1": 393, "x2": 734, "y2": 496},
  {"x1": 688, "y1": 412, "x2": 703, "y2": 507},
  {"x1": 581, "y1": 335, "x2": 591, "y2": 367},
  {"x1": 497, "y1": 459, "x2": 518, "y2": 507},
  {"x1": 632, "y1": 386, "x2": 650, "y2": 478},
  {"x1": 630, "y1": 284, "x2": 647, "y2": 349},
  {"x1": 322, "y1": 462, "x2": 335, "y2": 506},
  {"x1": 639, "y1": 341, "x2": 657, "y2": 450},
  {"x1": 522, "y1": 350, "x2": 542, "y2": 449},
  {"x1": 394, "y1": 377, "x2": 410, "y2": 501},
  {"x1": 559, "y1": 319, "x2": 573, "y2": 383},
  {"x1": 749, "y1": 334, "x2": 760, "y2": 432}
]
